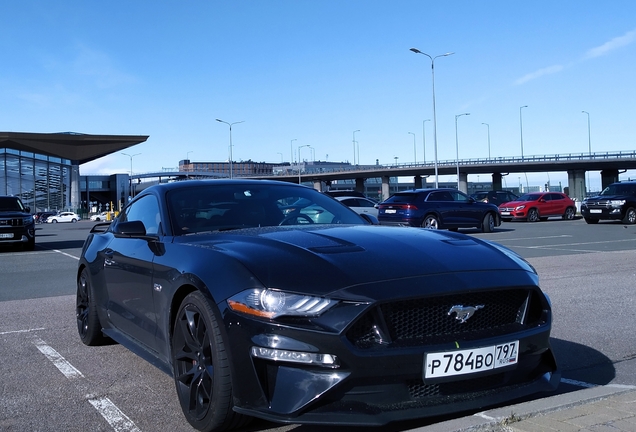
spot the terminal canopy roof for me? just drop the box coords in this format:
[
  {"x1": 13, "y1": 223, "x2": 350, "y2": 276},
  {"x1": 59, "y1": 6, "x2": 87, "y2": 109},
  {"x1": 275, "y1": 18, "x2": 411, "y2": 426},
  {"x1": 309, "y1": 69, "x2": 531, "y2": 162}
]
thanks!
[{"x1": 0, "y1": 131, "x2": 149, "y2": 164}]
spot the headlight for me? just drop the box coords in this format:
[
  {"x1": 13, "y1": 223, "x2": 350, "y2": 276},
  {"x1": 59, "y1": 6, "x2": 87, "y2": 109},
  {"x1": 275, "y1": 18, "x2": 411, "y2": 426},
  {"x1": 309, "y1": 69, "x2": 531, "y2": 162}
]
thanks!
[
  {"x1": 227, "y1": 289, "x2": 339, "y2": 319},
  {"x1": 609, "y1": 200, "x2": 625, "y2": 207},
  {"x1": 515, "y1": 205, "x2": 526, "y2": 211},
  {"x1": 23, "y1": 216, "x2": 34, "y2": 225}
]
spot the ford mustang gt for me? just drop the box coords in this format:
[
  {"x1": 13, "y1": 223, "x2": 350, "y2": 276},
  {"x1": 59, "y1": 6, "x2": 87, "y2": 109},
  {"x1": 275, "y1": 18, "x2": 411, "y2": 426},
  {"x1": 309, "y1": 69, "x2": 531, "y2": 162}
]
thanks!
[{"x1": 76, "y1": 179, "x2": 559, "y2": 431}]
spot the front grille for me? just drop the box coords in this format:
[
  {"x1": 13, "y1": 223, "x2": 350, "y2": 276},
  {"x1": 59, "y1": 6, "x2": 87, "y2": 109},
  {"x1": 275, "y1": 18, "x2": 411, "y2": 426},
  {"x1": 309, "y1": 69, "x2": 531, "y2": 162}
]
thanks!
[
  {"x1": 347, "y1": 289, "x2": 546, "y2": 349},
  {"x1": 0, "y1": 218, "x2": 23, "y2": 227}
]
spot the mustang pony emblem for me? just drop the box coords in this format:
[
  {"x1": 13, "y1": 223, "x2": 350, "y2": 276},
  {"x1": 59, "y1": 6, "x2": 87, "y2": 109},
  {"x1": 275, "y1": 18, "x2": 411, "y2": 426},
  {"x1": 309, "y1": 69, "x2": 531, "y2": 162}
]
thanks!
[{"x1": 448, "y1": 304, "x2": 484, "y2": 323}]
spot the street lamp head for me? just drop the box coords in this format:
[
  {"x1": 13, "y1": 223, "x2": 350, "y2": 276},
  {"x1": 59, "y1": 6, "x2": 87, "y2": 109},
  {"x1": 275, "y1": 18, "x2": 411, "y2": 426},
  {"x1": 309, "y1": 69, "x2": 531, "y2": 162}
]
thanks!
[
  {"x1": 409, "y1": 48, "x2": 422, "y2": 54},
  {"x1": 521, "y1": 105, "x2": 528, "y2": 109},
  {"x1": 442, "y1": 52, "x2": 455, "y2": 57}
]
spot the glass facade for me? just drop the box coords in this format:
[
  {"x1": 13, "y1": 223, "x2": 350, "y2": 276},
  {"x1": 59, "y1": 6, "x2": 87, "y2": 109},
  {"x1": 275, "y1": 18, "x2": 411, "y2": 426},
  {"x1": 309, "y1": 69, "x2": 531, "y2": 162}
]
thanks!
[{"x1": 0, "y1": 148, "x2": 73, "y2": 212}]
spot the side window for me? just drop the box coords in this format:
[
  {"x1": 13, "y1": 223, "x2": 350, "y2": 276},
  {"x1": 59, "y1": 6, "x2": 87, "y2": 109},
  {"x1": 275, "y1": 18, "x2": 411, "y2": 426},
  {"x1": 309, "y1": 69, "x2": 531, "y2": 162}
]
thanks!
[
  {"x1": 121, "y1": 195, "x2": 162, "y2": 235},
  {"x1": 449, "y1": 191, "x2": 469, "y2": 202},
  {"x1": 550, "y1": 193, "x2": 563, "y2": 201},
  {"x1": 358, "y1": 199, "x2": 375, "y2": 208},
  {"x1": 341, "y1": 199, "x2": 356, "y2": 207}
]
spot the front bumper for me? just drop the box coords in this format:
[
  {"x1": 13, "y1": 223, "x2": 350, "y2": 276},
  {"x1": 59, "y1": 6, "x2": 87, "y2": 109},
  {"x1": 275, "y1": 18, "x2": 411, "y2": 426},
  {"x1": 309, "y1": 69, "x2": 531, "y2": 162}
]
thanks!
[
  {"x1": 581, "y1": 206, "x2": 622, "y2": 220},
  {"x1": 0, "y1": 226, "x2": 35, "y2": 244},
  {"x1": 222, "y1": 288, "x2": 559, "y2": 426}
]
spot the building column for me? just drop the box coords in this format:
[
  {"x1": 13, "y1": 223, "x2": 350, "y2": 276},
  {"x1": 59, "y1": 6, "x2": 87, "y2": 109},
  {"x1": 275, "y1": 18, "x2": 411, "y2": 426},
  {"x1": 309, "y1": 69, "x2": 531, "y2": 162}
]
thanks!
[
  {"x1": 355, "y1": 178, "x2": 365, "y2": 194},
  {"x1": 381, "y1": 176, "x2": 391, "y2": 201},
  {"x1": 313, "y1": 180, "x2": 322, "y2": 191},
  {"x1": 567, "y1": 170, "x2": 586, "y2": 202},
  {"x1": 414, "y1": 175, "x2": 422, "y2": 189},
  {"x1": 458, "y1": 172, "x2": 468, "y2": 194},
  {"x1": 71, "y1": 163, "x2": 81, "y2": 211},
  {"x1": 600, "y1": 169, "x2": 619, "y2": 190},
  {"x1": 492, "y1": 173, "x2": 503, "y2": 191}
]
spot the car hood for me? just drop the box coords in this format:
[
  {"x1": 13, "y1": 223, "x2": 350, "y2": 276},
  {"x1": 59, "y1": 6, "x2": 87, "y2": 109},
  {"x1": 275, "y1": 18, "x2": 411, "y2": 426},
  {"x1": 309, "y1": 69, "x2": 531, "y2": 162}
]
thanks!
[
  {"x1": 585, "y1": 194, "x2": 627, "y2": 201},
  {"x1": 0, "y1": 210, "x2": 30, "y2": 217},
  {"x1": 499, "y1": 200, "x2": 535, "y2": 208},
  {"x1": 178, "y1": 225, "x2": 533, "y2": 297}
]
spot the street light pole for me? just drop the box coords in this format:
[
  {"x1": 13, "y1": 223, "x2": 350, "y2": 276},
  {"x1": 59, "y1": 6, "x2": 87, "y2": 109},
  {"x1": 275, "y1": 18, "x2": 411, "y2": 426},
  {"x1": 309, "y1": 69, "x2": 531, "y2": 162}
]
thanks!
[
  {"x1": 298, "y1": 144, "x2": 310, "y2": 184},
  {"x1": 216, "y1": 118, "x2": 244, "y2": 179},
  {"x1": 481, "y1": 123, "x2": 491, "y2": 159},
  {"x1": 422, "y1": 119, "x2": 430, "y2": 164},
  {"x1": 352, "y1": 130, "x2": 360, "y2": 165},
  {"x1": 410, "y1": 48, "x2": 455, "y2": 188},
  {"x1": 519, "y1": 106, "x2": 527, "y2": 159},
  {"x1": 455, "y1": 113, "x2": 470, "y2": 190},
  {"x1": 582, "y1": 110, "x2": 592, "y2": 192},
  {"x1": 121, "y1": 152, "x2": 141, "y2": 199},
  {"x1": 408, "y1": 132, "x2": 416, "y2": 164}
]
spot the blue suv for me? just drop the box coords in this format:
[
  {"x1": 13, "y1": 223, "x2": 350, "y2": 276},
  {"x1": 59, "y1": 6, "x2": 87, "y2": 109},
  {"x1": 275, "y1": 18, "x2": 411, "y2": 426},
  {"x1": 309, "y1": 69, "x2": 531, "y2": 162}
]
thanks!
[{"x1": 377, "y1": 188, "x2": 501, "y2": 232}]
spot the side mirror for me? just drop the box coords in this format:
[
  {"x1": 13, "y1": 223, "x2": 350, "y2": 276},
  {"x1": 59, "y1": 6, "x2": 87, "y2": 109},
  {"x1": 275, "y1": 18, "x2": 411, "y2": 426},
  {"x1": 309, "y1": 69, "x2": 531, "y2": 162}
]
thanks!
[
  {"x1": 25, "y1": 206, "x2": 31, "y2": 213},
  {"x1": 115, "y1": 220, "x2": 147, "y2": 236}
]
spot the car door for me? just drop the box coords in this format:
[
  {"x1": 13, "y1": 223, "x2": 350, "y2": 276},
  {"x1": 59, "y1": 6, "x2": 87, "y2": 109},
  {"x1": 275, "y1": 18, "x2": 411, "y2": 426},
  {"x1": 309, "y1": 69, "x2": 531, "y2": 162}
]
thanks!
[
  {"x1": 450, "y1": 190, "x2": 482, "y2": 227},
  {"x1": 349, "y1": 198, "x2": 378, "y2": 217},
  {"x1": 548, "y1": 193, "x2": 566, "y2": 216},
  {"x1": 427, "y1": 191, "x2": 460, "y2": 226},
  {"x1": 102, "y1": 194, "x2": 162, "y2": 349}
]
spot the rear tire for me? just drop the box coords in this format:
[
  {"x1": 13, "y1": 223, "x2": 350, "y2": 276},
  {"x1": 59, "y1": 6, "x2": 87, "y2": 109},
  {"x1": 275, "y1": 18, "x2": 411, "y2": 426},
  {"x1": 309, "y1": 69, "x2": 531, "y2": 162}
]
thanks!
[
  {"x1": 421, "y1": 215, "x2": 440, "y2": 229},
  {"x1": 562, "y1": 207, "x2": 575, "y2": 220},
  {"x1": 622, "y1": 207, "x2": 636, "y2": 224},
  {"x1": 172, "y1": 291, "x2": 249, "y2": 432}
]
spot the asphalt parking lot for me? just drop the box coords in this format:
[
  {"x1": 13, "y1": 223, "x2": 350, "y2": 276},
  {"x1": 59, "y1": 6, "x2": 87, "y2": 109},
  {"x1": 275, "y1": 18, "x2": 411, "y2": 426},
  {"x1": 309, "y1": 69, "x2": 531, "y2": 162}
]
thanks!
[{"x1": 1, "y1": 218, "x2": 635, "y2": 431}]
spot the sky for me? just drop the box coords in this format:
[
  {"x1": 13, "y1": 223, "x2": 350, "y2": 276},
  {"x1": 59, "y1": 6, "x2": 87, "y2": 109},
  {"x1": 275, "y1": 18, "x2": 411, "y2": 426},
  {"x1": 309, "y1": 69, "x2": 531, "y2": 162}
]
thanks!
[{"x1": 2, "y1": 1, "x2": 635, "y2": 191}]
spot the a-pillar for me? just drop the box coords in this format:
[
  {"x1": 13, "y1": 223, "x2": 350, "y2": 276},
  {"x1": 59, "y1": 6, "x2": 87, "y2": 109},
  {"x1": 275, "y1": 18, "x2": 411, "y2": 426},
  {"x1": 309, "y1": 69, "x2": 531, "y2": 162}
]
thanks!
[
  {"x1": 414, "y1": 175, "x2": 422, "y2": 189},
  {"x1": 491, "y1": 173, "x2": 503, "y2": 191},
  {"x1": 600, "y1": 169, "x2": 619, "y2": 190},
  {"x1": 381, "y1": 176, "x2": 391, "y2": 201},
  {"x1": 458, "y1": 172, "x2": 468, "y2": 193},
  {"x1": 567, "y1": 170, "x2": 586, "y2": 202},
  {"x1": 355, "y1": 178, "x2": 365, "y2": 195}
]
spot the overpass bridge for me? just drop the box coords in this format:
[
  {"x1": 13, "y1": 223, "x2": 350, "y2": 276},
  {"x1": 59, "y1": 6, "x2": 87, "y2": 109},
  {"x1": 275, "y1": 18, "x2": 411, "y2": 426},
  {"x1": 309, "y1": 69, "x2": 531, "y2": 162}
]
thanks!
[{"x1": 134, "y1": 150, "x2": 636, "y2": 202}]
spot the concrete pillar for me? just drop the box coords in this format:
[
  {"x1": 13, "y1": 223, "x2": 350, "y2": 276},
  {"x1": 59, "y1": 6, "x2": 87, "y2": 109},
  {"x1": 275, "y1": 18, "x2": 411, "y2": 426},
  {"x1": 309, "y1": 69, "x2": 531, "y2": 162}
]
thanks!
[
  {"x1": 313, "y1": 180, "x2": 322, "y2": 191},
  {"x1": 600, "y1": 169, "x2": 619, "y2": 190},
  {"x1": 458, "y1": 172, "x2": 468, "y2": 194},
  {"x1": 381, "y1": 176, "x2": 391, "y2": 201},
  {"x1": 355, "y1": 178, "x2": 365, "y2": 194},
  {"x1": 414, "y1": 175, "x2": 422, "y2": 189},
  {"x1": 492, "y1": 173, "x2": 503, "y2": 191},
  {"x1": 566, "y1": 170, "x2": 586, "y2": 202},
  {"x1": 71, "y1": 163, "x2": 80, "y2": 210}
]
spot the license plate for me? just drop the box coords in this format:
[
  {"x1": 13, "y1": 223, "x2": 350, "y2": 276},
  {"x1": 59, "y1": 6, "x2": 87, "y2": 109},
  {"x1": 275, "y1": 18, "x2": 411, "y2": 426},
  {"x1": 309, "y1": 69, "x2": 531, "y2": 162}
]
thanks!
[
  {"x1": 424, "y1": 341, "x2": 519, "y2": 379},
  {"x1": 0, "y1": 233, "x2": 13, "y2": 239},
  {"x1": 384, "y1": 209, "x2": 397, "y2": 214},
  {"x1": 590, "y1": 209, "x2": 602, "y2": 214},
  {"x1": 500, "y1": 211, "x2": 510, "y2": 215}
]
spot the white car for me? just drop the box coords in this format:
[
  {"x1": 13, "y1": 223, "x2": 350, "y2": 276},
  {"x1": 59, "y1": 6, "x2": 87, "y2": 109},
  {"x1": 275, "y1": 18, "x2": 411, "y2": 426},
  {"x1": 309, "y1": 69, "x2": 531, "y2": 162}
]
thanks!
[
  {"x1": 90, "y1": 212, "x2": 109, "y2": 221},
  {"x1": 47, "y1": 212, "x2": 80, "y2": 223},
  {"x1": 335, "y1": 196, "x2": 379, "y2": 218}
]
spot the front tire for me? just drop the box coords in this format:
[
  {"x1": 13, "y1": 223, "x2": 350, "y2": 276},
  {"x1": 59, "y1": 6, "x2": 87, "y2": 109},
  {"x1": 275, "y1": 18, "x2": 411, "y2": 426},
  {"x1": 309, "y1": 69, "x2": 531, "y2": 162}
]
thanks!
[
  {"x1": 622, "y1": 207, "x2": 636, "y2": 224},
  {"x1": 172, "y1": 291, "x2": 248, "y2": 432},
  {"x1": 527, "y1": 208, "x2": 540, "y2": 222},
  {"x1": 76, "y1": 268, "x2": 108, "y2": 346},
  {"x1": 562, "y1": 207, "x2": 575, "y2": 220},
  {"x1": 482, "y1": 213, "x2": 495, "y2": 233},
  {"x1": 421, "y1": 214, "x2": 440, "y2": 229}
]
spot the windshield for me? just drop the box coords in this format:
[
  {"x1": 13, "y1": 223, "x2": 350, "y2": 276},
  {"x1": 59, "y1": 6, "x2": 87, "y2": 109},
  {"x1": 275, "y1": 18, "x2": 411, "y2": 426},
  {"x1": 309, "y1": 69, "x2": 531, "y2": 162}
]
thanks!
[
  {"x1": 167, "y1": 183, "x2": 365, "y2": 235},
  {"x1": 600, "y1": 184, "x2": 636, "y2": 196},
  {"x1": 516, "y1": 194, "x2": 541, "y2": 202},
  {"x1": 0, "y1": 197, "x2": 24, "y2": 211}
]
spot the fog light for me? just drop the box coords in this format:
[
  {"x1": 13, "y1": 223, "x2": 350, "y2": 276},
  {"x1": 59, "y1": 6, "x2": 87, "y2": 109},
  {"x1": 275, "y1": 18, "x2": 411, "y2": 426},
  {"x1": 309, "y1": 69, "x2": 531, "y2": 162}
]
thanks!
[{"x1": 251, "y1": 346, "x2": 339, "y2": 368}]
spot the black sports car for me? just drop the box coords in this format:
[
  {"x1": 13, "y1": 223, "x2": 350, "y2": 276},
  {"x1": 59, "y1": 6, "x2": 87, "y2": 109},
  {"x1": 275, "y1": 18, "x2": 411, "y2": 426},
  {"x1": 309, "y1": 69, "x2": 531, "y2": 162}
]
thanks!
[{"x1": 76, "y1": 179, "x2": 559, "y2": 431}]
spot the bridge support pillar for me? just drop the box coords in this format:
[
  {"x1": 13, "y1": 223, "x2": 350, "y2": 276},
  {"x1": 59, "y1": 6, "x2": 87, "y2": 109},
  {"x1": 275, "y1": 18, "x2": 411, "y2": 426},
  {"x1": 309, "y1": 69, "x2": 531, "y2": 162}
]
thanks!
[
  {"x1": 355, "y1": 178, "x2": 365, "y2": 194},
  {"x1": 567, "y1": 170, "x2": 586, "y2": 202},
  {"x1": 381, "y1": 176, "x2": 391, "y2": 201},
  {"x1": 313, "y1": 180, "x2": 322, "y2": 191},
  {"x1": 600, "y1": 169, "x2": 619, "y2": 190},
  {"x1": 492, "y1": 173, "x2": 503, "y2": 191},
  {"x1": 458, "y1": 172, "x2": 468, "y2": 194},
  {"x1": 414, "y1": 175, "x2": 422, "y2": 189}
]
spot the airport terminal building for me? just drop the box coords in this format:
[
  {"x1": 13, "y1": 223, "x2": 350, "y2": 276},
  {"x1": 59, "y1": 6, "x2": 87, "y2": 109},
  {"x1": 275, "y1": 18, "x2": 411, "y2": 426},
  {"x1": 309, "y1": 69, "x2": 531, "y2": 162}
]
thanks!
[{"x1": 0, "y1": 132, "x2": 148, "y2": 214}]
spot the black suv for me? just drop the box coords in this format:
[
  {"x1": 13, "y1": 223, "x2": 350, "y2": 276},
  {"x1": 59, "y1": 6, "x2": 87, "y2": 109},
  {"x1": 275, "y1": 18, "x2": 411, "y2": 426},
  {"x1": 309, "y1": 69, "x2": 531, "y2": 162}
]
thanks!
[
  {"x1": 377, "y1": 188, "x2": 501, "y2": 232},
  {"x1": 581, "y1": 181, "x2": 636, "y2": 224},
  {"x1": 0, "y1": 196, "x2": 36, "y2": 250},
  {"x1": 470, "y1": 190, "x2": 519, "y2": 207}
]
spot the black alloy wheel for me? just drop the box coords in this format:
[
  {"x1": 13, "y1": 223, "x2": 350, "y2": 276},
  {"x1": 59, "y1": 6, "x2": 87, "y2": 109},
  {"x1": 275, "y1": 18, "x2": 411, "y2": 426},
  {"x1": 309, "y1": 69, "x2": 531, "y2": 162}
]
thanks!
[
  {"x1": 527, "y1": 208, "x2": 540, "y2": 222},
  {"x1": 171, "y1": 291, "x2": 248, "y2": 432},
  {"x1": 76, "y1": 268, "x2": 107, "y2": 346}
]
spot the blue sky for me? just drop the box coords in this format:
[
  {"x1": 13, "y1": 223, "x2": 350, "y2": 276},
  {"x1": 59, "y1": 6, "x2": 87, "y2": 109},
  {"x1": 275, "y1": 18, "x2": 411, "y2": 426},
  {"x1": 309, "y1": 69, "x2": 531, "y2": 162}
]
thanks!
[{"x1": 2, "y1": 1, "x2": 635, "y2": 190}]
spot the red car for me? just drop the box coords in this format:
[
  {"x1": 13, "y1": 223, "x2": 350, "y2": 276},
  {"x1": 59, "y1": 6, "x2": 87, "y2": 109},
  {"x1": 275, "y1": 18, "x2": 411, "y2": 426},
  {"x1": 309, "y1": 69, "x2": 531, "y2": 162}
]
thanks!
[{"x1": 499, "y1": 192, "x2": 576, "y2": 222}]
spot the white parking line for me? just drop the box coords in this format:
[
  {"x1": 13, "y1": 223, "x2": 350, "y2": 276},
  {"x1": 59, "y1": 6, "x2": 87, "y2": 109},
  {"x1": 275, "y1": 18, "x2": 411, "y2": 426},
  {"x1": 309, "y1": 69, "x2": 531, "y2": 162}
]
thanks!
[
  {"x1": 31, "y1": 336, "x2": 141, "y2": 432},
  {"x1": 0, "y1": 327, "x2": 45, "y2": 335},
  {"x1": 52, "y1": 249, "x2": 80, "y2": 260}
]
